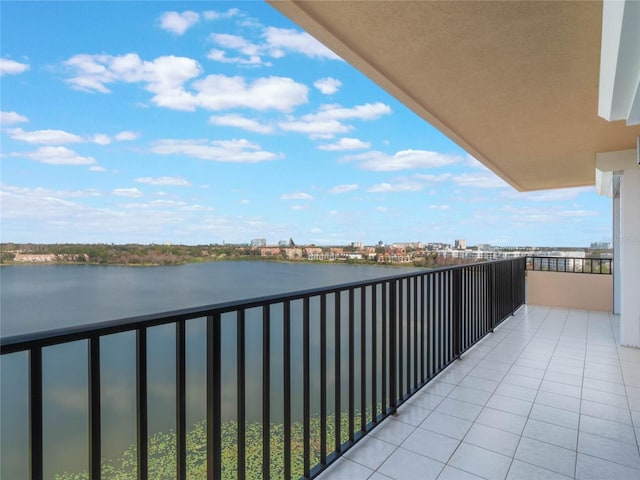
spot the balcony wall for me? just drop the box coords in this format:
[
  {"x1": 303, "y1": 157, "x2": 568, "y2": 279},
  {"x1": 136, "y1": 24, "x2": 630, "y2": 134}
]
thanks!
[{"x1": 526, "y1": 270, "x2": 613, "y2": 312}]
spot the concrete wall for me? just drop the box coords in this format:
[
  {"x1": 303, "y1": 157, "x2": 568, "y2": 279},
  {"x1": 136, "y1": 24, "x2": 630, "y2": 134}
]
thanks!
[{"x1": 526, "y1": 271, "x2": 613, "y2": 312}]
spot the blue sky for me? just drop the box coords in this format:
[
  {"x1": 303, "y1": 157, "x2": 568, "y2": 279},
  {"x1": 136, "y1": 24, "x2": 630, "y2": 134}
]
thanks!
[{"x1": 1, "y1": 1, "x2": 611, "y2": 247}]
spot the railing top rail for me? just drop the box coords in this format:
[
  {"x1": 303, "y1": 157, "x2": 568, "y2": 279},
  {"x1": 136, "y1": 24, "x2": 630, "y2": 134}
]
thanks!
[
  {"x1": 526, "y1": 256, "x2": 611, "y2": 260},
  {"x1": 1, "y1": 257, "x2": 524, "y2": 354}
]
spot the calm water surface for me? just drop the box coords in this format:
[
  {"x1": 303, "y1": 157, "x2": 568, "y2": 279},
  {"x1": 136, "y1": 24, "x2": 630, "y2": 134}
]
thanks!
[
  {"x1": 1, "y1": 261, "x2": 419, "y2": 478},
  {"x1": 1, "y1": 261, "x2": 418, "y2": 337}
]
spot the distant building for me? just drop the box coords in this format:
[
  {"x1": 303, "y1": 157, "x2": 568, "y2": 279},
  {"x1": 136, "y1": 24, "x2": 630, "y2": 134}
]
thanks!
[
  {"x1": 251, "y1": 238, "x2": 267, "y2": 247},
  {"x1": 278, "y1": 240, "x2": 288, "y2": 247},
  {"x1": 455, "y1": 239, "x2": 467, "y2": 250},
  {"x1": 351, "y1": 241, "x2": 363, "y2": 249},
  {"x1": 590, "y1": 241, "x2": 612, "y2": 250}
]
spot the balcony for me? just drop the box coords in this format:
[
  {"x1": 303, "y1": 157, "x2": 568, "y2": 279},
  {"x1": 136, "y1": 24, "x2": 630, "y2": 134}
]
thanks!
[
  {"x1": 3, "y1": 257, "x2": 636, "y2": 480},
  {"x1": 318, "y1": 306, "x2": 640, "y2": 480}
]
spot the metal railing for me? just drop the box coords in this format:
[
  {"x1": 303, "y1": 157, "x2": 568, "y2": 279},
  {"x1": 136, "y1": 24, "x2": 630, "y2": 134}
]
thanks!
[
  {"x1": 1, "y1": 257, "x2": 526, "y2": 480},
  {"x1": 526, "y1": 256, "x2": 612, "y2": 274}
]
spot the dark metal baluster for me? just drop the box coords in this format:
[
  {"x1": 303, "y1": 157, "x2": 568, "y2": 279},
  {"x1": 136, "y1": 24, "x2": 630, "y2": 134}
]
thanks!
[
  {"x1": 207, "y1": 313, "x2": 221, "y2": 480},
  {"x1": 303, "y1": 297, "x2": 311, "y2": 478},
  {"x1": 334, "y1": 293, "x2": 341, "y2": 452},
  {"x1": 453, "y1": 269, "x2": 462, "y2": 359},
  {"x1": 320, "y1": 294, "x2": 327, "y2": 465},
  {"x1": 398, "y1": 280, "x2": 404, "y2": 400},
  {"x1": 381, "y1": 283, "x2": 387, "y2": 414},
  {"x1": 262, "y1": 306, "x2": 271, "y2": 479},
  {"x1": 413, "y1": 276, "x2": 418, "y2": 391},
  {"x1": 360, "y1": 287, "x2": 366, "y2": 432},
  {"x1": 389, "y1": 281, "x2": 397, "y2": 413},
  {"x1": 136, "y1": 329, "x2": 148, "y2": 480},
  {"x1": 30, "y1": 347, "x2": 43, "y2": 480},
  {"x1": 283, "y1": 301, "x2": 291, "y2": 479},
  {"x1": 371, "y1": 285, "x2": 377, "y2": 422},
  {"x1": 176, "y1": 320, "x2": 186, "y2": 480},
  {"x1": 348, "y1": 289, "x2": 355, "y2": 442},
  {"x1": 237, "y1": 311, "x2": 246, "y2": 480},
  {"x1": 420, "y1": 275, "x2": 425, "y2": 384},
  {"x1": 89, "y1": 337, "x2": 101, "y2": 480}
]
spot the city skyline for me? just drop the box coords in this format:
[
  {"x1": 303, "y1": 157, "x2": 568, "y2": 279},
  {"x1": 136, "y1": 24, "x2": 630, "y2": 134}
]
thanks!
[{"x1": 1, "y1": 2, "x2": 612, "y2": 247}]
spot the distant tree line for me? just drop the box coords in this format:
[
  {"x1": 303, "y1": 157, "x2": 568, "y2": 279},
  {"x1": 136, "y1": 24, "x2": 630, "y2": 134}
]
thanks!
[
  {"x1": 0, "y1": 243, "x2": 257, "y2": 266},
  {"x1": 1, "y1": 243, "x2": 481, "y2": 268}
]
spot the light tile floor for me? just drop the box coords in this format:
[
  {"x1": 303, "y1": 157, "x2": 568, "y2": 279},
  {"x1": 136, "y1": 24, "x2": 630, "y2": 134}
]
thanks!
[{"x1": 317, "y1": 305, "x2": 640, "y2": 480}]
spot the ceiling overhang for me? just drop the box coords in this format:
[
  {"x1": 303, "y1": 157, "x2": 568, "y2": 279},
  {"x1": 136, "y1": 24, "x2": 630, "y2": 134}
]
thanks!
[{"x1": 268, "y1": 0, "x2": 640, "y2": 191}]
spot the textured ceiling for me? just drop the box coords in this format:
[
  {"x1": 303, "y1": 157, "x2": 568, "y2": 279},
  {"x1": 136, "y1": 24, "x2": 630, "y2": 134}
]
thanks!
[{"x1": 268, "y1": 0, "x2": 640, "y2": 191}]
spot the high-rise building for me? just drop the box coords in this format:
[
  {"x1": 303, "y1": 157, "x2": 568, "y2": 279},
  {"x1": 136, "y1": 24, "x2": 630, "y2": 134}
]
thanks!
[
  {"x1": 455, "y1": 239, "x2": 467, "y2": 250},
  {"x1": 250, "y1": 238, "x2": 267, "y2": 247}
]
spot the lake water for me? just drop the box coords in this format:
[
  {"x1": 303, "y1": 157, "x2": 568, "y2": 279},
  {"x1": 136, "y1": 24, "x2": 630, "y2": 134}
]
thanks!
[
  {"x1": 0, "y1": 261, "x2": 419, "y2": 337},
  {"x1": 1, "y1": 261, "x2": 420, "y2": 479}
]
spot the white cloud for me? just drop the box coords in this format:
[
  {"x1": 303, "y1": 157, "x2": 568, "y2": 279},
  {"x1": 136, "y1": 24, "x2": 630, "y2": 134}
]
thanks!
[
  {"x1": 207, "y1": 25, "x2": 341, "y2": 66},
  {"x1": 376, "y1": 206, "x2": 389, "y2": 212},
  {"x1": 112, "y1": 188, "x2": 143, "y2": 198},
  {"x1": 313, "y1": 102, "x2": 391, "y2": 121},
  {"x1": 209, "y1": 114, "x2": 274, "y2": 134},
  {"x1": 90, "y1": 166, "x2": 107, "y2": 172},
  {"x1": 7, "y1": 128, "x2": 84, "y2": 145},
  {"x1": 64, "y1": 53, "x2": 202, "y2": 111},
  {"x1": 263, "y1": 27, "x2": 341, "y2": 60},
  {"x1": 451, "y1": 173, "x2": 510, "y2": 189},
  {"x1": 343, "y1": 150, "x2": 460, "y2": 171},
  {"x1": 329, "y1": 184, "x2": 359, "y2": 194},
  {"x1": 160, "y1": 11, "x2": 200, "y2": 35},
  {"x1": 318, "y1": 137, "x2": 370, "y2": 151},
  {"x1": 91, "y1": 133, "x2": 112, "y2": 145},
  {"x1": 1, "y1": 185, "x2": 100, "y2": 200},
  {"x1": 413, "y1": 173, "x2": 452, "y2": 183},
  {"x1": 0, "y1": 111, "x2": 29, "y2": 125},
  {"x1": 203, "y1": 11, "x2": 220, "y2": 21},
  {"x1": 136, "y1": 176, "x2": 191, "y2": 186},
  {"x1": 193, "y1": 75, "x2": 308, "y2": 112},
  {"x1": 558, "y1": 209, "x2": 597, "y2": 217},
  {"x1": 278, "y1": 118, "x2": 350, "y2": 138},
  {"x1": 64, "y1": 53, "x2": 309, "y2": 113},
  {"x1": 208, "y1": 33, "x2": 265, "y2": 65},
  {"x1": 280, "y1": 192, "x2": 313, "y2": 200},
  {"x1": 290, "y1": 204, "x2": 308, "y2": 211},
  {"x1": 0, "y1": 58, "x2": 30, "y2": 76},
  {"x1": 203, "y1": 9, "x2": 238, "y2": 21},
  {"x1": 501, "y1": 187, "x2": 590, "y2": 202},
  {"x1": 368, "y1": 181, "x2": 423, "y2": 193},
  {"x1": 280, "y1": 102, "x2": 390, "y2": 139},
  {"x1": 114, "y1": 131, "x2": 140, "y2": 141},
  {"x1": 151, "y1": 138, "x2": 279, "y2": 163},
  {"x1": 207, "y1": 48, "x2": 265, "y2": 66},
  {"x1": 428, "y1": 205, "x2": 450, "y2": 210},
  {"x1": 314, "y1": 77, "x2": 342, "y2": 95},
  {"x1": 20, "y1": 146, "x2": 97, "y2": 165}
]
